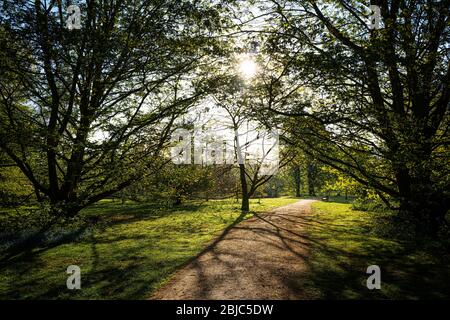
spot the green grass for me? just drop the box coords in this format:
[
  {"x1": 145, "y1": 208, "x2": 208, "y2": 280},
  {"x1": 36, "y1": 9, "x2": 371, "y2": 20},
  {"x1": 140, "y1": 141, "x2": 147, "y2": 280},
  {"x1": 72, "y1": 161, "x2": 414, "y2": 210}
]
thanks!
[
  {"x1": 2, "y1": 197, "x2": 448, "y2": 300},
  {"x1": 301, "y1": 201, "x2": 450, "y2": 299},
  {"x1": 0, "y1": 197, "x2": 299, "y2": 299}
]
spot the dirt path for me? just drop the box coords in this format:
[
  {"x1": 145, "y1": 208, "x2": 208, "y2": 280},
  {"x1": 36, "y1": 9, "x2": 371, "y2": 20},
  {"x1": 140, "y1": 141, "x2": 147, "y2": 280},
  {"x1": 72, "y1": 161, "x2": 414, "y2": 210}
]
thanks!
[{"x1": 151, "y1": 200, "x2": 316, "y2": 300}]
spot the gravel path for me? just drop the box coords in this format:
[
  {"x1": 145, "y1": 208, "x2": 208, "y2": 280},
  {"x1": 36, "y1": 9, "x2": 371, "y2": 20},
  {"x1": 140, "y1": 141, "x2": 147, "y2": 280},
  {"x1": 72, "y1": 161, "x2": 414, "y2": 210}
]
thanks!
[{"x1": 151, "y1": 200, "x2": 316, "y2": 300}]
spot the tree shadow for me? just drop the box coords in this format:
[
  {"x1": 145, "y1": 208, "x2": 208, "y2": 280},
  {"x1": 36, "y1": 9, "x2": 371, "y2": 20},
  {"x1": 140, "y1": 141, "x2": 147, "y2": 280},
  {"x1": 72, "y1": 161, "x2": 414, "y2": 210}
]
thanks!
[
  {"x1": 156, "y1": 202, "x2": 450, "y2": 300},
  {"x1": 0, "y1": 200, "x2": 244, "y2": 299},
  {"x1": 2, "y1": 200, "x2": 449, "y2": 300},
  {"x1": 0, "y1": 226, "x2": 89, "y2": 268}
]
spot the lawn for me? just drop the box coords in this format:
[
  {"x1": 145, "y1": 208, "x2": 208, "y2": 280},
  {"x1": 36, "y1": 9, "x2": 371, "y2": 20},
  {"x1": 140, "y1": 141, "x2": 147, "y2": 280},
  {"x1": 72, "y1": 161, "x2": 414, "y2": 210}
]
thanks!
[
  {"x1": 301, "y1": 201, "x2": 450, "y2": 299},
  {"x1": 2, "y1": 198, "x2": 449, "y2": 300},
  {"x1": 0, "y1": 197, "x2": 299, "y2": 299}
]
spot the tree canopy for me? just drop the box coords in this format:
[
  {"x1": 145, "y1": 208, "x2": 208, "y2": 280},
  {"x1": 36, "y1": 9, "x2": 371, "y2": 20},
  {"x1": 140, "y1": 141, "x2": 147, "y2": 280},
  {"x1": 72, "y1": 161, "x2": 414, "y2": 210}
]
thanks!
[{"x1": 0, "y1": 0, "x2": 449, "y2": 235}]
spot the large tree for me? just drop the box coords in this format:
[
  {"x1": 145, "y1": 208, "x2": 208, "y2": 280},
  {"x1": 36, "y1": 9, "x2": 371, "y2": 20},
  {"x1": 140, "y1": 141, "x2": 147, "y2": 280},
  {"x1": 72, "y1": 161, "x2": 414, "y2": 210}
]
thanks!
[
  {"x1": 211, "y1": 75, "x2": 292, "y2": 211},
  {"x1": 0, "y1": 0, "x2": 222, "y2": 217},
  {"x1": 256, "y1": 0, "x2": 450, "y2": 234}
]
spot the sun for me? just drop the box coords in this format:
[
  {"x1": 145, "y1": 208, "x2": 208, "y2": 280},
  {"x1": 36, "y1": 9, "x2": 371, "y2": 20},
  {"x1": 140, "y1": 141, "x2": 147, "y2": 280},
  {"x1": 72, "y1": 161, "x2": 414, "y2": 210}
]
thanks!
[{"x1": 238, "y1": 57, "x2": 257, "y2": 79}]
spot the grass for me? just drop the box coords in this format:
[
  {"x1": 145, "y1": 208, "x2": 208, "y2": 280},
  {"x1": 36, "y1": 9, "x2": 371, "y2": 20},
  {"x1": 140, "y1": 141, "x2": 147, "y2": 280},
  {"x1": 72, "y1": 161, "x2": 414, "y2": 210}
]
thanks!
[
  {"x1": 0, "y1": 197, "x2": 299, "y2": 299},
  {"x1": 2, "y1": 197, "x2": 448, "y2": 300},
  {"x1": 301, "y1": 201, "x2": 450, "y2": 299}
]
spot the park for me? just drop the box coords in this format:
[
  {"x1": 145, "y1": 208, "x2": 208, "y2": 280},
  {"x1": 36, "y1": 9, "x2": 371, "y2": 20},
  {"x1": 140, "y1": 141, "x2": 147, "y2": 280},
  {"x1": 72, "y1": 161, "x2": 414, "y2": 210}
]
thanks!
[{"x1": 0, "y1": 0, "x2": 449, "y2": 300}]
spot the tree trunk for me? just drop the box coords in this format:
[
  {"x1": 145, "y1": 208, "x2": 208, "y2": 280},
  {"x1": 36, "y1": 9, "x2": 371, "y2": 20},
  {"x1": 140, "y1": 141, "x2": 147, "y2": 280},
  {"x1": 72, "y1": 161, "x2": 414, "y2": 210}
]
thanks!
[
  {"x1": 293, "y1": 165, "x2": 301, "y2": 197},
  {"x1": 395, "y1": 162, "x2": 449, "y2": 236},
  {"x1": 34, "y1": 188, "x2": 44, "y2": 203},
  {"x1": 239, "y1": 163, "x2": 250, "y2": 212},
  {"x1": 174, "y1": 195, "x2": 182, "y2": 206},
  {"x1": 241, "y1": 192, "x2": 250, "y2": 212},
  {"x1": 399, "y1": 196, "x2": 441, "y2": 236},
  {"x1": 307, "y1": 163, "x2": 316, "y2": 196}
]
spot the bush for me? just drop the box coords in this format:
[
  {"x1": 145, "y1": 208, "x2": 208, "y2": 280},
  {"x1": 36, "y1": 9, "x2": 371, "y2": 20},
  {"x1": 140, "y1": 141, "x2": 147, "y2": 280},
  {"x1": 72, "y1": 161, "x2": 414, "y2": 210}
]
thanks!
[
  {"x1": 0, "y1": 166, "x2": 34, "y2": 207},
  {"x1": 351, "y1": 197, "x2": 418, "y2": 240},
  {"x1": 0, "y1": 206, "x2": 91, "y2": 252},
  {"x1": 352, "y1": 198, "x2": 387, "y2": 213}
]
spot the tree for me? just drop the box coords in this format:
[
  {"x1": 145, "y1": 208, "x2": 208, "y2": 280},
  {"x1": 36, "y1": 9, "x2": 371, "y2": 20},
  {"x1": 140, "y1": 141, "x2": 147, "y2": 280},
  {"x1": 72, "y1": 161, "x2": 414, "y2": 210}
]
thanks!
[
  {"x1": 0, "y1": 0, "x2": 222, "y2": 217},
  {"x1": 0, "y1": 150, "x2": 34, "y2": 206},
  {"x1": 212, "y1": 76, "x2": 286, "y2": 211},
  {"x1": 307, "y1": 160, "x2": 317, "y2": 197},
  {"x1": 291, "y1": 163, "x2": 302, "y2": 197},
  {"x1": 259, "y1": 0, "x2": 450, "y2": 235},
  {"x1": 155, "y1": 163, "x2": 212, "y2": 206},
  {"x1": 321, "y1": 166, "x2": 360, "y2": 200}
]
